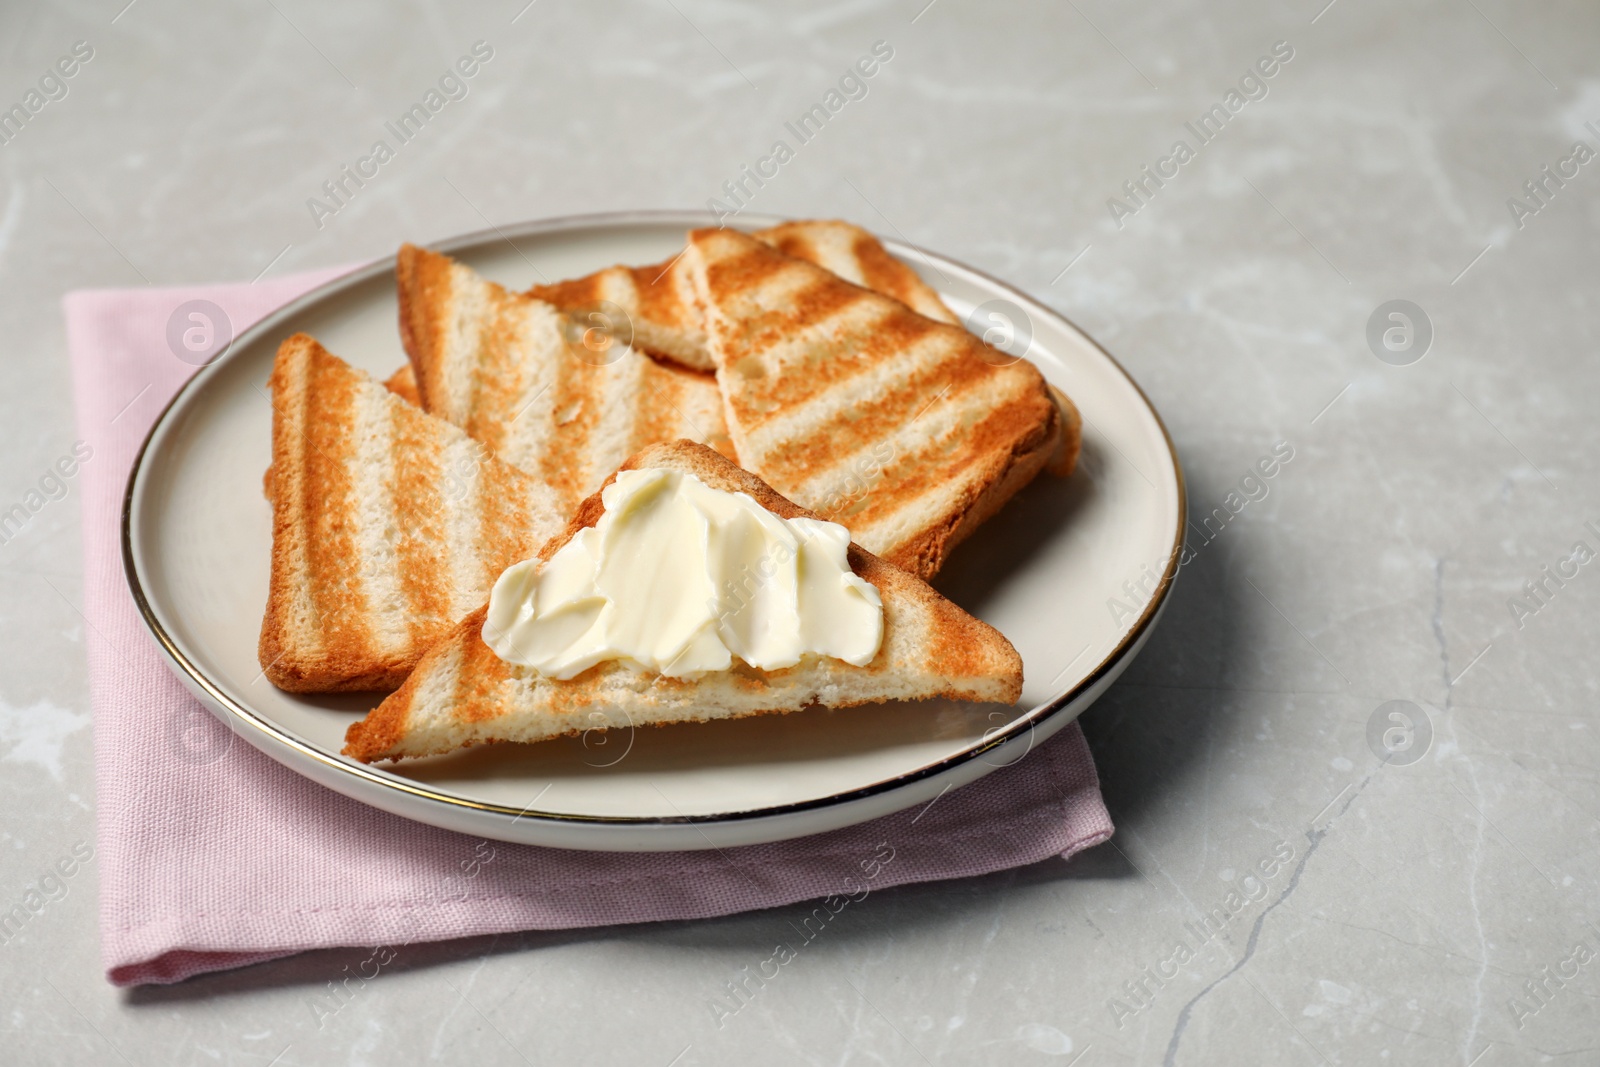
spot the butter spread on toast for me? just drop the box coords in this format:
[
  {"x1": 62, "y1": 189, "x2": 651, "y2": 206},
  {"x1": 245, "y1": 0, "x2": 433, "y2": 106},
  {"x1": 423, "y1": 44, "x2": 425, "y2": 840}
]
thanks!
[{"x1": 483, "y1": 468, "x2": 881, "y2": 679}]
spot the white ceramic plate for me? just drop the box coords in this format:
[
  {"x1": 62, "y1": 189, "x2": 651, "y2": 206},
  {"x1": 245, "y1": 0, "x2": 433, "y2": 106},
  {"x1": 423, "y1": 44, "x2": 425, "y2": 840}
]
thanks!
[{"x1": 124, "y1": 211, "x2": 1185, "y2": 851}]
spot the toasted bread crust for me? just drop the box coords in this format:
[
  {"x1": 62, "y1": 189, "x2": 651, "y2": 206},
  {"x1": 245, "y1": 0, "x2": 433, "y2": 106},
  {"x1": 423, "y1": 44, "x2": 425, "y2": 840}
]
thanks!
[
  {"x1": 259, "y1": 334, "x2": 563, "y2": 692},
  {"x1": 685, "y1": 228, "x2": 1061, "y2": 580},
  {"x1": 890, "y1": 405, "x2": 1061, "y2": 580},
  {"x1": 260, "y1": 335, "x2": 391, "y2": 690},
  {"x1": 395, "y1": 242, "x2": 455, "y2": 415},
  {"x1": 343, "y1": 440, "x2": 1023, "y2": 763},
  {"x1": 1046, "y1": 384, "x2": 1082, "y2": 477}
]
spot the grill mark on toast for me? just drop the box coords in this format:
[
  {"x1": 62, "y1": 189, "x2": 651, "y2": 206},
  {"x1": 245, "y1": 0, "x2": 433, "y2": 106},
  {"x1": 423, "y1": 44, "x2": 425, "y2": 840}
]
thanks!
[
  {"x1": 462, "y1": 278, "x2": 526, "y2": 459},
  {"x1": 759, "y1": 222, "x2": 864, "y2": 287},
  {"x1": 301, "y1": 348, "x2": 378, "y2": 673},
  {"x1": 472, "y1": 447, "x2": 540, "y2": 599},
  {"x1": 463, "y1": 225, "x2": 961, "y2": 383},
  {"x1": 632, "y1": 357, "x2": 691, "y2": 455},
  {"x1": 843, "y1": 383, "x2": 1051, "y2": 542},
  {"x1": 398, "y1": 245, "x2": 475, "y2": 418},
  {"x1": 755, "y1": 221, "x2": 957, "y2": 326},
  {"x1": 527, "y1": 258, "x2": 712, "y2": 369},
  {"x1": 849, "y1": 232, "x2": 957, "y2": 323},
  {"x1": 536, "y1": 334, "x2": 604, "y2": 510},
  {"x1": 766, "y1": 271, "x2": 879, "y2": 350},
  {"x1": 760, "y1": 228, "x2": 825, "y2": 268},
  {"x1": 389, "y1": 395, "x2": 451, "y2": 652},
  {"x1": 352, "y1": 387, "x2": 410, "y2": 654},
  {"x1": 630, "y1": 260, "x2": 698, "y2": 332},
  {"x1": 395, "y1": 245, "x2": 435, "y2": 410},
  {"x1": 880, "y1": 397, "x2": 1058, "y2": 577},
  {"x1": 795, "y1": 397, "x2": 996, "y2": 544},
  {"x1": 720, "y1": 292, "x2": 939, "y2": 436},
  {"x1": 702, "y1": 241, "x2": 800, "y2": 325},
  {"x1": 519, "y1": 466, "x2": 567, "y2": 555},
  {"x1": 455, "y1": 609, "x2": 514, "y2": 725},
  {"x1": 851, "y1": 230, "x2": 905, "y2": 298},
  {"x1": 739, "y1": 330, "x2": 984, "y2": 482},
  {"x1": 527, "y1": 270, "x2": 611, "y2": 310}
]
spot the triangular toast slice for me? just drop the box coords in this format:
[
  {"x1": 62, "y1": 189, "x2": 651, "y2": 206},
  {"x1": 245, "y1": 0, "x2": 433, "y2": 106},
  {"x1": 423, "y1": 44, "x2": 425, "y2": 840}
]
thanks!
[
  {"x1": 259, "y1": 334, "x2": 565, "y2": 692},
  {"x1": 342, "y1": 440, "x2": 1023, "y2": 763},
  {"x1": 395, "y1": 243, "x2": 734, "y2": 518},
  {"x1": 685, "y1": 227, "x2": 1062, "y2": 581}
]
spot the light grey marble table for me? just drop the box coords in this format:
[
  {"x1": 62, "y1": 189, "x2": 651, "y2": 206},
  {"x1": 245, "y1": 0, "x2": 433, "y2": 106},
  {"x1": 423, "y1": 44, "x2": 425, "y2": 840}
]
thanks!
[{"x1": 4, "y1": 0, "x2": 1598, "y2": 1063}]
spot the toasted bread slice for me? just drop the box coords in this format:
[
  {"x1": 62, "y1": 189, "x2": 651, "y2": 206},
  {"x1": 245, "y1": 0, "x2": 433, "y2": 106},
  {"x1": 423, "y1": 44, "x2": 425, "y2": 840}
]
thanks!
[
  {"x1": 516, "y1": 220, "x2": 957, "y2": 374},
  {"x1": 395, "y1": 243, "x2": 734, "y2": 518},
  {"x1": 259, "y1": 334, "x2": 565, "y2": 692},
  {"x1": 342, "y1": 440, "x2": 1022, "y2": 763},
  {"x1": 685, "y1": 228, "x2": 1061, "y2": 581}
]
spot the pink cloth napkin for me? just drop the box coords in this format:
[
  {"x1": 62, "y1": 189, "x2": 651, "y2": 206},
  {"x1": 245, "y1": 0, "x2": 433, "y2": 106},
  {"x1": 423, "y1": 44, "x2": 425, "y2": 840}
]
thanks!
[{"x1": 64, "y1": 265, "x2": 1113, "y2": 988}]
